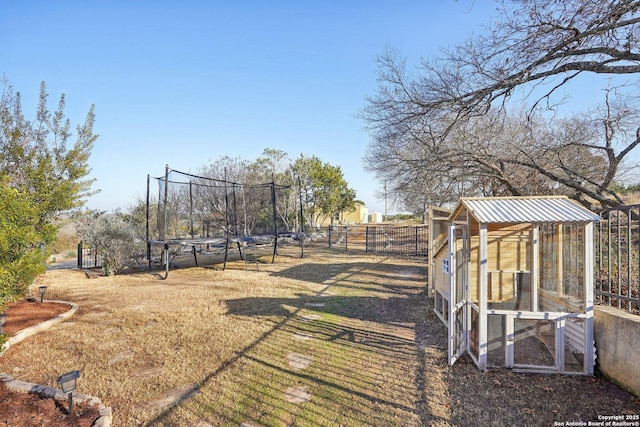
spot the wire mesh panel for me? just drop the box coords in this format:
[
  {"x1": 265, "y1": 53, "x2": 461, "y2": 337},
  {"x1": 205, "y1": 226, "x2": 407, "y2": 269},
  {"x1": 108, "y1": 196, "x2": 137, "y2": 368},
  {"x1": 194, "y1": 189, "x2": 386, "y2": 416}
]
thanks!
[
  {"x1": 539, "y1": 223, "x2": 587, "y2": 311},
  {"x1": 513, "y1": 319, "x2": 556, "y2": 369},
  {"x1": 487, "y1": 314, "x2": 506, "y2": 367}
]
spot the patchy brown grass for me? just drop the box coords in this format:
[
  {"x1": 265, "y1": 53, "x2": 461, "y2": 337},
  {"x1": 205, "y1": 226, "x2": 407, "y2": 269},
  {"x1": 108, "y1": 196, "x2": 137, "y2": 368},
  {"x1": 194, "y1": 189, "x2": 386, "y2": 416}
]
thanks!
[{"x1": 0, "y1": 247, "x2": 638, "y2": 426}]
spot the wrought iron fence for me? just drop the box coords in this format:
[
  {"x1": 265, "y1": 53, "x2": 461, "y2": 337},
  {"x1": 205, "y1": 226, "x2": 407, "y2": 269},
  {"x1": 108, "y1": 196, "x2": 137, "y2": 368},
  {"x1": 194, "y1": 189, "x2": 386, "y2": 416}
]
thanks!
[
  {"x1": 301, "y1": 225, "x2": 428, "y2": 256},
  {"x1": 77, "y1": 241, "x2": 103, "y2": 269},
  {"x1": 298, "y1": 225, "x2": 429, "y2": 256},
  {"x1": 594, "y1": 205, "x2": 640, "y2": 314},
  {"x1": 303, "y1": 225, "x2": 367, "y2": 252},
  {"x1": 365, "y1": 225, "x2": 428, "y2": 256}
]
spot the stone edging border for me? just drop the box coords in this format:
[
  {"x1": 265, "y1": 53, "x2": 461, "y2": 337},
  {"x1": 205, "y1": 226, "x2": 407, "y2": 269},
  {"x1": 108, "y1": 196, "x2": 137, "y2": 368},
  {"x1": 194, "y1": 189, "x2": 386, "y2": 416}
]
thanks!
[
  {"x1": 0, "y1": 300, "x2": 112, "y2": 427},
  {"x1": 1, "y1": 299, "x2": 78, "y2": 355},
  {"x1": 0, "y1": 373, "x2": 112, "y2": 427}
]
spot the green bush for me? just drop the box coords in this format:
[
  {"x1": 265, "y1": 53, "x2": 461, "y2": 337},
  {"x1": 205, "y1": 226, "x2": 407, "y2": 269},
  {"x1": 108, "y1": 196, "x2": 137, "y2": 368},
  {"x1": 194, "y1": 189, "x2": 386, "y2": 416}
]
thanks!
[
  {"x1": 78, "y1": 212, "x2": 146, "y2": 275},
  {"x1": 0, "y1": 79, "x2": 97, "y2": 310},
  {"x1": 0, "y1": 185, "x2": 49, "y2": 310}
]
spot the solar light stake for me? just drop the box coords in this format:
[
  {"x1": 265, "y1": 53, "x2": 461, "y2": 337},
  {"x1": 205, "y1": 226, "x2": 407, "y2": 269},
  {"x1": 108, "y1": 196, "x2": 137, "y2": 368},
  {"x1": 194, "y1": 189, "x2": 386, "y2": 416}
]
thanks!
[
  {"x1": 0, "y1": 313, "x2": 6, "y2": 334},
  {"x1": 38, "y1": 286, "x2": 47, "y2": 303},
  {"x1": 57, "y1": 370, "x2": 80, "y2": 414}
]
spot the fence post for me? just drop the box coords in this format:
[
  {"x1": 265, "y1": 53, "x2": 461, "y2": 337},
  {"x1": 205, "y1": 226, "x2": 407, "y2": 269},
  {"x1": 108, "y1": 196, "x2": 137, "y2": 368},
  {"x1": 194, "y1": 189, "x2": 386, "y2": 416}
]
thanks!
[
  {"x1": 345, "y1": 226, "x2": 348, "y2": 252},
  {"x1": 77, "y1": 241, "x2": 83, "y2": 268},
  {"x1": 328, "y1": 226, "x2": 332, "y2": 249},
  {"x1": 365, "y1": 226, "x2": 369, "y2": 252},
  {"x1": 415, "y1": 226, "x2": 419, "y2": 256}
]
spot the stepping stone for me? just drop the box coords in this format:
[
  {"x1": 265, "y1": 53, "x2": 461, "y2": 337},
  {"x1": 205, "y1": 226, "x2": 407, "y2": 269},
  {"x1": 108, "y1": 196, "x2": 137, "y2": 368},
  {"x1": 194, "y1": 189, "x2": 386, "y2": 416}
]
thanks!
[
  {"x1": 293, "y1": 332, "x2": 314, "y2": 341},
  {"x1": 284, "y1": 386, "x2": 311, "y2": 403},
  {"x1": 287, "y1": 353, "x2": 313, "y2": 370},
  {"x1": 304, "y1": 302, "x2": 325, "y2": 307},
  {"x1": 322, "y1": 279, "x2": 335, "y2": 284},
  {"x1": 132, "y1": 366, "x2": 163, "y2": 379},
  {"x1": 300, "y1": 314, "x2": 322, "y2": 322},
  {"x1": 316, "y1": 292, "x2": 333, "y2": 298},
  {"x1": 103, "y1": 327, "x2": 120, "y2": 336},
  {"x1": 108, "y1": 350, "x2": 135, "y2": 366}
]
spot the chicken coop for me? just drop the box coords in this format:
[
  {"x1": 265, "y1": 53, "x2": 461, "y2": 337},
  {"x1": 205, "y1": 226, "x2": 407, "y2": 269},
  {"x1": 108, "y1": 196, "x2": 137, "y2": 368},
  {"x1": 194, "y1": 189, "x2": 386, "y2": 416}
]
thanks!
[{"x1": 431, "y1": 196, "x2": 600, "y2": 374}]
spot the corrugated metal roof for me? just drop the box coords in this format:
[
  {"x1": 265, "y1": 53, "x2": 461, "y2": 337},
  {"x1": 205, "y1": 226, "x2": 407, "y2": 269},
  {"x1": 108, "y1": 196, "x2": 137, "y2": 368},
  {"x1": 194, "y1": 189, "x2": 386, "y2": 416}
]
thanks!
[{"x1": 456, "y1": 197, "x2": 601, "y2": 223}]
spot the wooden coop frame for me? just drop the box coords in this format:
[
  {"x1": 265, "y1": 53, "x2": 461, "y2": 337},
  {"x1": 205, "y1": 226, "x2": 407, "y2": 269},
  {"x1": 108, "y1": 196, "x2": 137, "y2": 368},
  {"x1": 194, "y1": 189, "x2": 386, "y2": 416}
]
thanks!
[
  {"x1": 432, "y1": 196, "x2": 600, "y2": 375},
  {"x1": 429, "y1": 205, "x2": 453, "y2": 298}
]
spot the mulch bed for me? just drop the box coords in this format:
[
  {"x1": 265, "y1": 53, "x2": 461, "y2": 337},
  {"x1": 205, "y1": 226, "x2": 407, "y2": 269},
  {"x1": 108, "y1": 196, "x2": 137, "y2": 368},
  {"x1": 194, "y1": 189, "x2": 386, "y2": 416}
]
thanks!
[
  {"x1": 1, "y1": 300, "x2": 101, "y2": 426},
  {"x1": 2, "y1": 300, "x2": 71, "y2": 336},
  {"x1": 0, "y1": 380, "x2": 100, "y2": 427}
]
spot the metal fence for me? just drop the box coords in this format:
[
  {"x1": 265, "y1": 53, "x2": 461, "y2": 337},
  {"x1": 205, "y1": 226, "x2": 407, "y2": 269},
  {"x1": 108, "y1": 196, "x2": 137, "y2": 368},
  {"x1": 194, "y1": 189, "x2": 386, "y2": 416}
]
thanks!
[
  {"x1": 77, "y1": 241, "x2": 103, "y2": 269},
  {"x1": 365, "y1": 225, "x2": 428, "y2": 256},
  {"x1": 594, "y1": 204, "x2": 640, "y2": 314},
  {"x1": 301, "y1": 225, "x2": 367, "y2": 252},
  {"x1": 302, "y1": 225, "x2": 429, "y2": 256}
]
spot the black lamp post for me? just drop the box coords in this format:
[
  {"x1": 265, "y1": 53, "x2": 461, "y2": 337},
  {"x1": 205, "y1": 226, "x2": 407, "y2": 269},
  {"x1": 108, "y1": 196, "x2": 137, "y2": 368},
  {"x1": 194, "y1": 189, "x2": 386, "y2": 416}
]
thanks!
[
  {"x1": 57, "y1": 370, "x2": 80, "y2": 414},
  {"x1": 38, "y1": 286, "x2": 47, "y2": 303},
  {"x1": 0, "y1": 313, "x2": 6, "y2": 334}
]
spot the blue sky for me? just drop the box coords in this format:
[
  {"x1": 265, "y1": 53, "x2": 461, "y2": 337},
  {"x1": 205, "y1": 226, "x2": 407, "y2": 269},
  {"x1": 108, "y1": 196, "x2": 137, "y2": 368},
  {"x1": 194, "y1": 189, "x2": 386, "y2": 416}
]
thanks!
[{"x1": 2, "y1": 0, "x2": 500, "y2": 214}]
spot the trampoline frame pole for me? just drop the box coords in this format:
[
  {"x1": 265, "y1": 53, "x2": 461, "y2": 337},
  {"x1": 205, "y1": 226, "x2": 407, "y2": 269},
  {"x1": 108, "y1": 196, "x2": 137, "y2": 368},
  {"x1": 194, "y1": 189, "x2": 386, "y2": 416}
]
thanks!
[
  {"x1": 146, "y1": 174, "x2": 151, "y2": 269},
  {"x1": 271, "y1": 179, "x2": 278, "y2": 264}
]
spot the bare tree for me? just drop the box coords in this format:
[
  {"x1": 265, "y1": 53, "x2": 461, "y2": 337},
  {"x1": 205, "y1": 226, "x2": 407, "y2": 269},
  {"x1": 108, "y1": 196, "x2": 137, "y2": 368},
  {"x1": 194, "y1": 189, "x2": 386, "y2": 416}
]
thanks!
[{"x1": 362, "y1": 0, "x2": 640, "y2": 208}]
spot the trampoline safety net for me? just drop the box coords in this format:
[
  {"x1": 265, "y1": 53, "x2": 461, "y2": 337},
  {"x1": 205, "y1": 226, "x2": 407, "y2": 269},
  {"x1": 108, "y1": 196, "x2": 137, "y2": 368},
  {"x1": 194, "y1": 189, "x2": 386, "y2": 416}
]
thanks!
[{"x1": 150, "y1": 167, "x2": 294, "y2": 241}]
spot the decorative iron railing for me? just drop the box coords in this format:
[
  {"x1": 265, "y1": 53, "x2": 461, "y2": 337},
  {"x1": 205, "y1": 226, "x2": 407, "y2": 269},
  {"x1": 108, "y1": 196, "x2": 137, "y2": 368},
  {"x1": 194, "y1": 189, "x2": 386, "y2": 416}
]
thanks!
[{"x1": 594, "y1": 205, "x2": 640, "y2": 314}]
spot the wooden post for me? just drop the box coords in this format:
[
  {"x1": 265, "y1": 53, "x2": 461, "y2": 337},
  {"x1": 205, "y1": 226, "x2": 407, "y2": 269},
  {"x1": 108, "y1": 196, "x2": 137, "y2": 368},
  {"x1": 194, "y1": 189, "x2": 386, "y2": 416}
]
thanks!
[
  {"x1": 584, "y1": 221, "x2": 595, "y2": 374},
  {"x1": 479, "y1": 222, "x2": 488, "y2": 371},
  {"x1": 531, "y1": 224, "x2": 539, "y2": 312}
]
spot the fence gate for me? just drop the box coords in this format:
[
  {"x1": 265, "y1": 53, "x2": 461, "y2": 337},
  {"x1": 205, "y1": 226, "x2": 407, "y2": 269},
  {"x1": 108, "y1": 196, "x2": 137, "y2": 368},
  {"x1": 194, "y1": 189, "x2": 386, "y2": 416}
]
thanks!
[{"x1": 77, "y1": 241, "x2": 103, "y2": 269}]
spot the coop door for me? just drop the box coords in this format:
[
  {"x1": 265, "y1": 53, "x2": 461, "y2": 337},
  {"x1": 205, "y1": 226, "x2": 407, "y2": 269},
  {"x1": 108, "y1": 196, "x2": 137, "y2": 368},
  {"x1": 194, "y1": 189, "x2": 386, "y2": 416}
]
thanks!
[{"x1": 448, "y1": 225, "x2": 468, "y2": 366}]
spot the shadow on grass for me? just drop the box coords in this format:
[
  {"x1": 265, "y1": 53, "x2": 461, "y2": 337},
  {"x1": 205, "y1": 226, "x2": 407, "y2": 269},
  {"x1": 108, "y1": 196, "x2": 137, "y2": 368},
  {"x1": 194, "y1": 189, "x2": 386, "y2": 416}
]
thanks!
[
  {"x1": 270, "y1": 261, "x2": 427, "y2": 286},
  {"x1": 143, "y1": 257, "x2": 455, "y2": 426}
]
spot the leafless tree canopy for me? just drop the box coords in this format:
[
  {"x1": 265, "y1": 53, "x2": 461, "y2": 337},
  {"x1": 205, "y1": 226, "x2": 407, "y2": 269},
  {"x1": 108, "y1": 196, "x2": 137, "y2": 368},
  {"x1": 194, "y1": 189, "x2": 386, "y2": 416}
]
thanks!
[{"x1": 362, "y1": 0, "x2": 640, "y2": 211}]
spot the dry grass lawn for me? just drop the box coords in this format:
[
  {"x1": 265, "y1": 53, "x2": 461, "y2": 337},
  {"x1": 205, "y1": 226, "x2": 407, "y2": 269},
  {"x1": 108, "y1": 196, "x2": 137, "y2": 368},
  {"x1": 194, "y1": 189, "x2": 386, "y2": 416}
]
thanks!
[
  {"x1": 0, "y1": 248, "x2": 430, "y2": 426},
  {"x1": 0, "y1": 247, "x2": 638, "y2": 426}
]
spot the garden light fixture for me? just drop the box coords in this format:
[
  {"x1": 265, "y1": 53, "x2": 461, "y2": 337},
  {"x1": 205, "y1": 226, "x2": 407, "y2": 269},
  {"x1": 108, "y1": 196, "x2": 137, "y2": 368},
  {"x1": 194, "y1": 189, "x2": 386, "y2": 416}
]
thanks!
[
  {"x1": 38, "y1": 286, "x2": 47, "y2": 303},
  {"x1": 0, "y1": 313, "x2": 5, "y2": 334},
  {"x1": 57, "y1": 370, "x2": 80, "y2": 414}
]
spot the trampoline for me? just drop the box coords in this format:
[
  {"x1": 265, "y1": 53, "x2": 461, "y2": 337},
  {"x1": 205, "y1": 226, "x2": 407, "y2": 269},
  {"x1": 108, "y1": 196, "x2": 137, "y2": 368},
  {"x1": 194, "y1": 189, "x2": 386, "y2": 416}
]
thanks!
[{"x1": 145, "y1": 165, "x2": 305, "y2": 278}]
